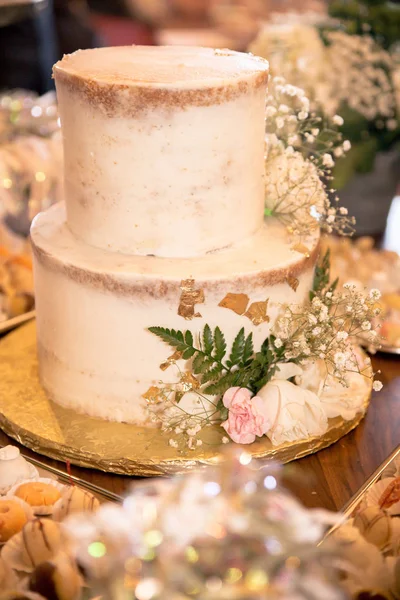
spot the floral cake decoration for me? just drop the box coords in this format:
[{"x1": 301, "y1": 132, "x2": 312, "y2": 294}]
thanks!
[{"x1": 145, "y1": 78, "x2": 382, "y2": 451}]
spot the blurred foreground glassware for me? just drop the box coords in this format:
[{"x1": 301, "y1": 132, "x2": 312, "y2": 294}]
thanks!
[{"x1": 64, "y1": 450, "x2": 346, "y2": 600}]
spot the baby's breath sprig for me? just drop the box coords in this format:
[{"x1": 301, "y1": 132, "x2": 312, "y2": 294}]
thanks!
[
  {"x1": 273, "y1": 252, "x2": 382, "y2": 387},
  {"x1": 324, "y1": 31, "x2": 398, "y2": 127},
  {"x1": 146, "y1": 377, "x2": 220, "y2": 451},
  {"x1": 252, "y1": 26, "x2": 399, "y2": 130},
  {"x1": 264, "y1": 76, "x2": 355, "y2": 238}
]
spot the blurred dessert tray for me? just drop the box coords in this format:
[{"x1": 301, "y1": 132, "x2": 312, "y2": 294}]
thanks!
[
  {"x1": 341, "y1": 444, "x2": 400, "y2": 518},
  {"x1": 324, "y1": 443, "x2": 400, "y2": 544},
  {"x1": 320, "y1": 446, "x2": 400, "y2": 597},
  {"x1": 0, "y1": 443, "x2": 123, "y2": 504},
  {"x1": 325, "y1": 235, "x2": 400, "y2": 355}
]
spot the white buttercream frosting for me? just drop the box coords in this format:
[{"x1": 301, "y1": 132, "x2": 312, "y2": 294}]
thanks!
[
  {"x1": 31, "y1": 204, "x2": 318, "y2": 425},
  {"x1": 32, "y1": 203, "x2": 319, "y2": 281},
  {"x1": 54, "y1": 45, "x2": 269, "y2": 87},
  {"x1": 54, "y1": 46, "x2": 269, "y2": 258}
]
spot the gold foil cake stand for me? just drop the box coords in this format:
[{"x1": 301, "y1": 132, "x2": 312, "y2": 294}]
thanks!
[{"x1": 0, "y1": 322, "x2": 372, "y2": 477}]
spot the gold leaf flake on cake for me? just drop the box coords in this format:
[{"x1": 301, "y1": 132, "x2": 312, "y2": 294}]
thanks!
[
  {"x1": 178, "y1": 279, "x2": 205, "y2": 320},
  {"x1": 180, "y1": 372, "x2": 200, "y2": 392},
  {"x1": 291, "y1": 243, "x2": 311, "y2": 258},
  {"x1": 218, "y1": 292, "x2": 249, "y2": 315},
  {"x1": 286, "y1": 276, "x2": 299, "y2": 292},
  {"x1": 160, "y1": 350, "x2": 183, "y2": 371},
  {"x1": 244, "y1": 300, "x2": 270, "y2": 325},
  {"x1": 142, "y1": 386, "x2": 164, "y2": 404}
]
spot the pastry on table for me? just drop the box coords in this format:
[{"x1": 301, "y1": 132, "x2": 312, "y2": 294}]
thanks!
[
  {"x1": 353, "y1": 506, "x2": 395, "y2": 551},
  {"x1": 28, "y1": 552, "x2": 82, "y2": 600},
  {"x1": 0, "y1": 246, "x2": 34, "y2": 320},
  {"x1": 363, "y1": 477, "x2": 400, "y2": 516},
  {"x1": 10, "y1": 480, "x2": 63, "y2": 515},
  {"x1": 0, "y1": 499, "x2": 31, "y2": 543},
  {"x1": 0, "y1": 593, "x2": 46, "y2": 600},
  {"x1": 1, "y1": 517, "x2": 63, "y2": 574},
  {"x1": 382, "y1": 456, "x2": 400, "y2": 480},
  {"x1": 20, "y1": 519, "x2": 64, "y2": 570},
  {"x1": 53, "y1": 487, "x2": 99, "y2": 522},
  {"x1": 0, "y1": 446, "x2": 39, "y2": 495},
  {"x1": 0, "y1": 556, "x2": 18, "y2": 590},
  {"x1": 324, "y1": 235, "x2": 400, "y2": 348}
]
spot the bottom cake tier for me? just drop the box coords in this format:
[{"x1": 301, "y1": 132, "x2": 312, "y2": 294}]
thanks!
[
  {"x1": 0, "y1": 321, "x2": 371, "y2": 475},
  {"x1": 31, "y1": 203, "x2": 320, "y2": 424}
]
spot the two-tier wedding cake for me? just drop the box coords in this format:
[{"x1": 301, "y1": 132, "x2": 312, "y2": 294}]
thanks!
[
  {"x1": 31, "y1": 46, "x2": 322, "y2": 426},
  {"x1": 28, "y1": 41, "x2": 378, "y2": 462}
]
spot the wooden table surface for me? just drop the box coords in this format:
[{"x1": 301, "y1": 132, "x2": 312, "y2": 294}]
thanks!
[{"x1": 0, "y1": 350, "x2": 398, "y2": 512}]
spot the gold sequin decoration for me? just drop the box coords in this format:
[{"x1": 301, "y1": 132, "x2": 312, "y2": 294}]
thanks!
[
  {"x1": 178, "y1": 279, "x2": 205, "y2": 320},
  {"x1": 160, "y1": 350, "x2": 183, "y2": 371},
  {"x1": 218, "y1": 293, "x2": 250, "y2": 315},
  {"x1": 286, "y1": 276, "x2": 299, "y2": 292},
  {"x1": 244, "y1": 300, "x2": 270, "y2": 326},
  {"x1": 142, "y1": 386, "x2": 164, "y2": 404},
  {"x1": 180, "y1": 372, "x2": 200, "y2": 392},
  {"x1": 291, "y1": 243, "x2": 311, "y2": 258}
]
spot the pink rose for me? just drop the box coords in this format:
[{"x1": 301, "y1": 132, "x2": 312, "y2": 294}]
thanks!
[{"x1": 221, "y1": 386, "x2": 271, "y2": 444}]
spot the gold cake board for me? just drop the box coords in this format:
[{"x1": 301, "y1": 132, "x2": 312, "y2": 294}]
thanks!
[{"x1": 0, "y1": 322, "x2": 371, "y2": 477}]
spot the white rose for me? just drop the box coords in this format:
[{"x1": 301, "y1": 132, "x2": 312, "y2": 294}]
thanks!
[
  {"x1": 257, "y1": 380, "x2": 328, "y2": 445},
  {"x1": 319, "y1": 374, "x2": 368, "y2": 421},
  {"x1": 272, "y1": 362, "x2": 303, "y2": 381},
  {"x1": 295, "y1": 359, "x2": 326, "y2": 395}
]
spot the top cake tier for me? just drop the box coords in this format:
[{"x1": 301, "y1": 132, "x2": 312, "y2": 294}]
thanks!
[{"x1": 53, "y1": 46, "x2": 269, "y2": 258}]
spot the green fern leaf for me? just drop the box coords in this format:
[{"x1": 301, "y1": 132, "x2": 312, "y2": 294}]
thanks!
[
  {"x1": 192, "y1": 352, "x2": 206, "y2": 374},
  {"x1": 228, "y1": 327, "x2": 245, "y2": 367},
  {"x1": 242, "y1": 333, "x2": 254, "y2": 364},
  {"x1": 198, "y1": 358, "x2": 215, "y2": 375},
  {"x1": 261, "y1": 337, "x2": 269, "y2": 354},
  {"x1": 213, "y1": 327, "x2": 227, "y2": 361},
  {"x1": 185, "y1": 330, "x2": 193, "y2": 346},
  {"x1": 253, "y1": 365, "x2": 278, "y2": 393},
  {"x1": 203, "y1": 324, "x2": 213, "y2": 354},
  {"x1": 182, "y1": 347, "x2": 196, "y2": 360},
  {"x1": 201, "y1": 364, "x2": 224, "y2": 384},
  {"x1": 311, "y1": 248, "x2": 332, "y2": 300},
  {"x1": 204, "y1": 371, "x2": 238, "y2": 395},
  {"x1": 148, "y1": 327, "x2": 186, "y2": 351},
  {"x1": 266, "y1": 349, "x2": 274, "y2": 363}
]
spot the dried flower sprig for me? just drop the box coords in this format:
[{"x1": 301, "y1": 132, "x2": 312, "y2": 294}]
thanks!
[
  {"x1": 146, "y1": 378, "x2": 220, "y2": 450},
  {"x1": 264, "y1": 77, "x2": 355, "y2": 237}
]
